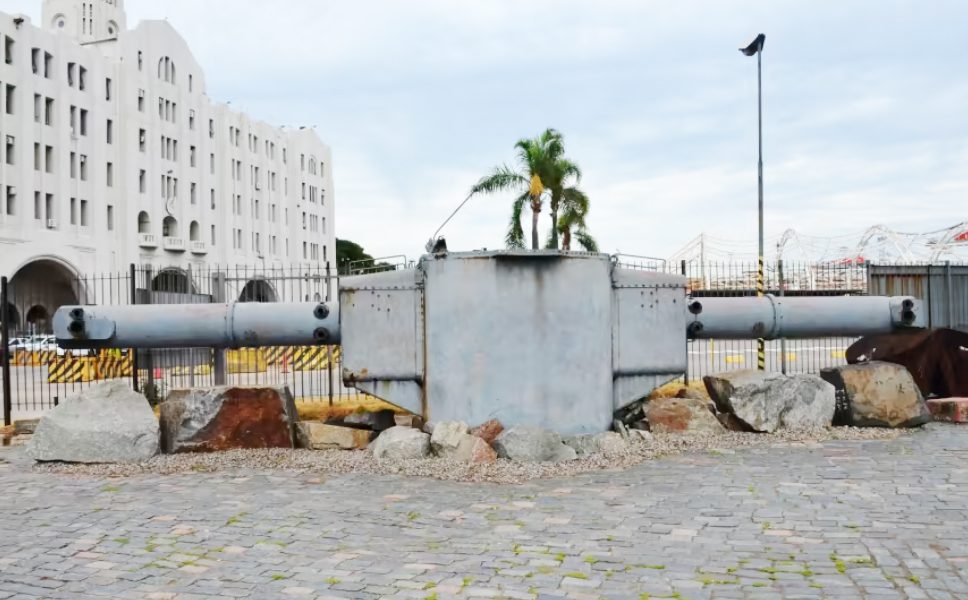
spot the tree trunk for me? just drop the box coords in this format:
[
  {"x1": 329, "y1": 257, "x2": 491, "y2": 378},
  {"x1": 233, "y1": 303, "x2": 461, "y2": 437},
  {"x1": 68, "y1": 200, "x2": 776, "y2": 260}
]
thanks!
[
  {"x1": 530, "y1": 199, "x2": 541, "y2": 250},
  {"x1": 562, "y1": 228, "x2": 572, "y2": 251},
  {"x1": 549, "y1": 194, "x2": 560, "y2": 250}
]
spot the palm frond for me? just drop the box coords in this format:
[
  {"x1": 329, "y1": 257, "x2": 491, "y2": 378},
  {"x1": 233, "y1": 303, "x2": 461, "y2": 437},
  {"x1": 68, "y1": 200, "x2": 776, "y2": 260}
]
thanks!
[
  {"x1": 470, "y1": 165, "x2": 527, "y2": 196},
  {"x1": 574, "y1": 229, "x2": 599, "y2": 252},
  {"x1": 505, "y1": 192, "x2": 528, "y2": 249}
]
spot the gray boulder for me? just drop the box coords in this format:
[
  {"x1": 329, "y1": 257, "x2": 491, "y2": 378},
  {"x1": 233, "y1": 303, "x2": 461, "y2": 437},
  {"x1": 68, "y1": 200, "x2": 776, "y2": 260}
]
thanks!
[
  {"x1": 564, "y1": 432, "x2": 628, "y2": 457},
  {"x1": 704, "y1": 371, "x2": 835, "y2": 432},
  {"x1": 371, "y1": 426, "x2": 431, "y2": 460},
  {"x1": 777, "y1": 375, "x2": 836, "y2": 430},
  {"x1": 704, "y1": 371, "x2": 786, "y2": 432},
  {"x1": 26, "y1": 381, "x2": 159, "y2": 463},
  {"x1": 821, "y1": 362, "x2": 931, "y2": 428},
  {"x1": 493, "y1": 427, "x2": 578, "y2": 463}
]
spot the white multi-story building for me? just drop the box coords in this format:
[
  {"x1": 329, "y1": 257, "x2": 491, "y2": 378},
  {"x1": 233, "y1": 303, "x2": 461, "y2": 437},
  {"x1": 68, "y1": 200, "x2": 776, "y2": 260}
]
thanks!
[{"x1": 0, "y1": 1, "x2": 335, "y2": 330}]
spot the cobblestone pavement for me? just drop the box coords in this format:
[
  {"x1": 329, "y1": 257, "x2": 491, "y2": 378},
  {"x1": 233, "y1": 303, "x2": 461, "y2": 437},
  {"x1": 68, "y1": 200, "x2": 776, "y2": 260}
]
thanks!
[{"x1": 2, "y1": 425, "x2": 967, "y2": 600}]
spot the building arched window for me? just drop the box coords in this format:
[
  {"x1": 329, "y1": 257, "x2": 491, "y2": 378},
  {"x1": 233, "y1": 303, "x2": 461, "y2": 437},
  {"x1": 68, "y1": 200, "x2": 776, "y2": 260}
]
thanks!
[
  {"x1": 189, "y1": 220, "x2": 200, "y2": 241},
  {"x1": 158, "y1": 56, "x2": 176, "y2": 83},
  {"x1": 137, "y1": 211, "x2": 151, "y2": 233},
  {"x1": 162, "y1": 216, "x2": 178, "y2": 237}
]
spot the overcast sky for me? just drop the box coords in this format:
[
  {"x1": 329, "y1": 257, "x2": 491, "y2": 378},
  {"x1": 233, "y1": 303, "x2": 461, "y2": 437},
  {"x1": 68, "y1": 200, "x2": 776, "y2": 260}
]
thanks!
[{"x1": 12, "y1": 1, "x2": 968, "y2": 260}]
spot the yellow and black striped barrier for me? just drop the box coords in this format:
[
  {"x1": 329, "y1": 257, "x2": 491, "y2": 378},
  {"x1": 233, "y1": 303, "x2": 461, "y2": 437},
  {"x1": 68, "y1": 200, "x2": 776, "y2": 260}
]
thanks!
[
  {"x1": 13, "y1": 350, "x2": 58, "y2": 366},
  {"x1": 48, "y1": 356, "x2": 99, "y2": 384},
  {"x1": 262, "y1": 346, "x2": 293, "y2": 365},
  {"x1": 226, "y1": 348, "x2": 268, "y2": 374},
  {"x1": 95, "y1": 350, "x2": 134, "y2": 379}
]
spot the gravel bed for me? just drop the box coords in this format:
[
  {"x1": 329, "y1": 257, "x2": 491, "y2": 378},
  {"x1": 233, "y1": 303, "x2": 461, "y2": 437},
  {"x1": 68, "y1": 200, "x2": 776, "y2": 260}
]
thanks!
[{"x1": 32, "y1": 426, "x2": 904, "y2": 484}]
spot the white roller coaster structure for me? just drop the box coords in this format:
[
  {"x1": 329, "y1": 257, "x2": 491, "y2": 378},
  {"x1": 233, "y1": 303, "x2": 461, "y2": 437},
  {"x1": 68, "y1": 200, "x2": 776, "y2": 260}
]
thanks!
[{"x1": 670, "y1": 222, "x2": 968, "y2": 264}]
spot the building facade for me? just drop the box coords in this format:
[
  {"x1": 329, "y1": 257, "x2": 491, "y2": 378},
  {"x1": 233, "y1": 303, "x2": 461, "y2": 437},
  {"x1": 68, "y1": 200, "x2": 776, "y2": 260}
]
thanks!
[{"x1": 0, "y1": 1, "x2": 334, "y2": 331}]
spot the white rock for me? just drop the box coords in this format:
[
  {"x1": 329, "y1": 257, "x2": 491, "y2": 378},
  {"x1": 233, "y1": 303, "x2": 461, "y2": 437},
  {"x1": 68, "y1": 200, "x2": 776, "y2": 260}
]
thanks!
[
  {"x1": 564, "y1": 432, "x2": 628, "y2": 457},
  {"x1": 430, "y1": 421, "x2": 469, "y2": 456},
  {"x1": 371, "y1": 426, "x2": 431, "y2": 460},
  {"x1": 26, "y1": 381, "x2": 159, "y2": 463},
  {"x1": 704, "y1": 371, "x2": 835, "y2": 433}
]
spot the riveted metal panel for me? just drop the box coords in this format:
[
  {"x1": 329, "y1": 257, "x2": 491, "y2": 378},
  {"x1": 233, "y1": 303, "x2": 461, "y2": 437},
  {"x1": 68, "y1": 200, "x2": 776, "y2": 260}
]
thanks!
[
  {"x1": 340, "y1": 269, "x2": 423, "y2": 394},
  {"x1": 611, "y1": 268, "x2": 688, "y2": 378}
]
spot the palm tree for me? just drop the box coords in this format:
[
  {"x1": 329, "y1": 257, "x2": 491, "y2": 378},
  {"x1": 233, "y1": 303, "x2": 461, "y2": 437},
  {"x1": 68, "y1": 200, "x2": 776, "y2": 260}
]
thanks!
[
  {"x1": 470, "y1": 129, "x2": 565, "y2": 249},
  {"x1": 545, "y1": 157, "x2": 582, "y2": 250},
  {"x1": 556, "y1": 188, "x2": 598, "y2": 251}
]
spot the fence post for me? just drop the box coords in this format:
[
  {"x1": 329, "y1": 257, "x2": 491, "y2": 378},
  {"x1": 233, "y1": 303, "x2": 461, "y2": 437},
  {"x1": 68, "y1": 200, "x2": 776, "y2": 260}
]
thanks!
[
  {"x1": 129, "y1": 264, "x2": 140, "y2": 393},
  {"x1": 779, "y1": 260, "x2": 787, "y2": 375},
  {"x1": 945, "y1": 261, "x2": 954, "y2": 329},
  {"x1": 325, "y1": 261, "x2": 332, "y2": 303},
  {"x1": 212, "y1": 271, "x2": 227, "y2": 385},
  {"x1": 1, "y1": 277, "x2": 12, "y2": 426},
  {"x1": 681, "y1": 260, "x2": 689, "y2": 384}
]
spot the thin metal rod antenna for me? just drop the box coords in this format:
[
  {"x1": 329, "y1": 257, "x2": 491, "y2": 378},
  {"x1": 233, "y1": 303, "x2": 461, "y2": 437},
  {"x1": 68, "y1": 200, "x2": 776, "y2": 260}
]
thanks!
[{"x1": 428, "y1": 192, "x2": 475, "y2": 248}]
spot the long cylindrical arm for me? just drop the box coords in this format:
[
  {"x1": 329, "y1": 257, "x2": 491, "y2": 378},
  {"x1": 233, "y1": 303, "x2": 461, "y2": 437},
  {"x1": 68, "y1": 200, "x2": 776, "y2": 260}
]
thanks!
[
  {"x1": 687, "y1": 295, "x2": 921, "y2": 340},
  {"x1": 52, "y1": 302, "x2": 340, "y2": 349}
]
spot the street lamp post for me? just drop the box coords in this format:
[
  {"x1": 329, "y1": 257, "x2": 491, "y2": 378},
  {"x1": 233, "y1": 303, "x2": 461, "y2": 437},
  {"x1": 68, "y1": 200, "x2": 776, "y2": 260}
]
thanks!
[{"x1": 740, "y1": 33, "x2": 766, "y2": 371}]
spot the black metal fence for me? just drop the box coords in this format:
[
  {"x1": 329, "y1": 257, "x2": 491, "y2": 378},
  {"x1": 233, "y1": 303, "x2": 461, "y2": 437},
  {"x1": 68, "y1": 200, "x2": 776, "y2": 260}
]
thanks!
[{"x1": 2, "y1": 259, "x2": 965, "y2": 425}]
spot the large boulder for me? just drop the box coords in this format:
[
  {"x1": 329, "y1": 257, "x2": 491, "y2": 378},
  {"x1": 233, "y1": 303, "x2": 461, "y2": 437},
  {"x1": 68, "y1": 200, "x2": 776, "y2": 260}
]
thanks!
[
  {"x1": 821, "y1": 362, "x2": 931, "y2": 428},
  {"x1": 704, "y1": 371, "x2": 786, "y2": 432},
  {"x1": 704, "y1": 371, "x2": 835, "y2": 432},
  {"x1": 564, "y1": 432, "x2": 628, "y2": 457},
  {"x1": 645, "y1": 396, "x2": 726, "y2": 434},
  {"x1": 776, "y1": 375, "x2": 836, "y2": 430},
  {"x1": 493, "y1": 427, "x2": 578, "y2": 463},
  {"x1": 160, "y1": 386, "x2": 297, "y2": 453},
  {"x1": 430, "y1": 421, "x2": 469, "y2": 455},
  {"x1": 296, "y1": 422, "x2": 371, "y2": 450},
  {"x1": 26, "y1": 381, "x2": 159, "y2": 463},
  {"x1": 371, "y1": 426, "x2": 431, "y2": 460}
]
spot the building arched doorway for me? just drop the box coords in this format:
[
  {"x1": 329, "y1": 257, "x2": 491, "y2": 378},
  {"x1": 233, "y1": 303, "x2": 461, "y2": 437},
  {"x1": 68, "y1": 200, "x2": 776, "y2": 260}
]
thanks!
[
  {"x1": 151, "y1": 268, "x2": 194, "y2": 295},
  {"x1": 239, "y1": 279, "x2": 277, "y2": 303},
  {"x1": 8, "y1": 258, "x2": 81, "y2": 334}
]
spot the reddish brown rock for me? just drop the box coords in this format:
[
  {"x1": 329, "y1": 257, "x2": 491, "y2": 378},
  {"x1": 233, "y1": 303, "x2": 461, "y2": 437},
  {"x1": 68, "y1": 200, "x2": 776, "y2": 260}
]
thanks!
[
  {"x1": 160, "y1": 386, "x2": 297, "y2": 453},
  {"x1": 456, "y1": 435, "x2": 497, "y2": 464},
  {"x1": 469, "y1": 419, "x2": 504, "y2": 445},
  {"x1": 645, "y1": 396, "x2": 725, "y2": 434},
  {"x1": 927, "y1": 398, "x2": 968, "y2": 424}
]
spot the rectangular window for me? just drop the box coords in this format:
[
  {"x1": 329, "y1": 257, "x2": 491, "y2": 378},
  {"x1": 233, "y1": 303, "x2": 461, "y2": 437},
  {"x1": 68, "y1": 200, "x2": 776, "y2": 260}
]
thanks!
[
  {"x1": 78, "y1": 66, "x2": 87, "y2": 90},
  {"x1": 106, "y1": 119, "x2": 113, "y2": 144},
  {"x1": 70, "y1": 197, "x2": 77, "y2": 225},
  {"x1": 105, "y1": 78, "x2": 112, "y2": 101},
  {"x1": 4, "y1": 136, "x2": 13, "y2": 165},
  {"x1": 189, "y1": 109, "x2": 195, "y2": 130},
  {"x1": 5, "y1": 185, "x2": 15, "y2": 216},
  {"x1": 70, "y1": 105, "x2": 77, "y2": 131},
  {"x1": 45, "y1": 146, "x2": 53, "y2": 174},
  {"x1": 70, "y1": 151, "x2": 76, "y2": 178},
  {"x1": 210, "y1": 189, "x2": 215, "y2": 209},
  {"x1": 107, "y1": 205, "x2": 114, "y2": 231},
  {"x1": 138, "y1": 89, "x2": 145, "y2": 112},
  {"x1": 34, "y1": 143, "x2": 41, "y2": 171},
  {"x1": 209, "y1": 119, "x2": 214, "y2": 138},
  {"x1": 67, "y1": 62, "x2": 75, "y2": 86},
  {"x1": 210, "y1": 153, "x2": 215, "y2": 174},
  {"x1": 80, "y1": 109, "x2": 88, "y2": 135},
  {"x1": 32, "y1": 48, "x2": 40, "y2": 74},
  {"x1": 45, "y1": 194, "x2": 54, "y2": 222},
  {"x1": 5, "y1": 84, "x2": 15, "y2": 115},
  {"x1": 211, "y1": 225, "x2": 215, "y2": 245},
  {"x1": 3, "y1": 37, "x2": 13, "y2": 65},
  {"x1": 190, "y1": 145, "x2": 196, "y2": 167},
  {"x1": 34, "y1": 192, "x2": 41, "y2": 220},
  {"x1": 139, "y1": 129, "x2": 146, "y2": 152},
  {"x1": 158, "y1": 97, "x2": 164, "y2": 119},
  {"x1": 44, "y1": 52, "x2": 53, "y2": 79},
  {"x1": 80, "y1": 199, "x2": 88, "y2": 226},
  {"x1": 45, "y1": 97, "x2": 54, "y2": 126},
  {"x1": 79, "y1": 154, "x2": 87, "y2": 180},
  {"x1": 139, "y1": 169, "x2": 146, "y2": 193},
  {"x1": 33, "y1": 93, "x2": 41, "y2": 122},
  {"x1": 190, "y1": 182, "x2": 196, "y2": 204},
  {"x1": 106, "y1": 162, "x2": 114, "y2": 187}
]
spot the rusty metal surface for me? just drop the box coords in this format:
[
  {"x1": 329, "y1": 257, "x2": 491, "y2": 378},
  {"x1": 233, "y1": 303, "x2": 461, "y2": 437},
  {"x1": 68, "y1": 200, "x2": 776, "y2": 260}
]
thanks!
[{"x1": 846, "y1": 329, "x2": 968, "y2": 398}]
